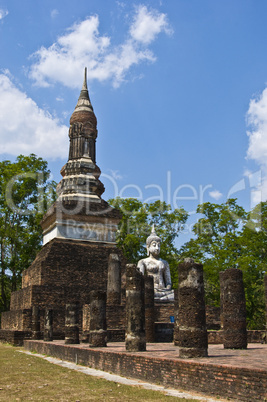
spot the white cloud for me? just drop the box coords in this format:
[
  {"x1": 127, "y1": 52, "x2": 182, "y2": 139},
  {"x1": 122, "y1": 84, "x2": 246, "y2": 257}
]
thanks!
[
  {"x1": 246, "y1": 87, "x2": 267, "y2": 201},
  {"x1": 209, "y1": 190, "x2": 223, "y2": 201},
  {"x1": 0, "y1": 72, "x2": 68, "y2": 159},
  {"x1": 243, "y1": 168, "x2": 252, "y2": 177},
  {"x1": 51, "y1": 9, "x2": 59, "y2": 19},
  {"x1": 0, "y1": 8, "x2": 8, "y2": 20},
  {"x1": 29, "y1": 6, "x2": 172, "y2": 89},
  {"x1": 129, "y1": 5, "x2": 172, "y2": 44}
]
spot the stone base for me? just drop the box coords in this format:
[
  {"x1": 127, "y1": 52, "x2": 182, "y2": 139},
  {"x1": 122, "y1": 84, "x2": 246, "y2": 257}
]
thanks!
[
  {"x1": 65, "y1": 328, "x2": 80, "y2": 344},
  {"x1": 1, "y1": 238, "x2": 124, "y2": 343},
  {"x1": 179, "y1": 347, "x2": 208, "y2": 358},
  {"x1": 0, "y1": 330, "x2": 31, "y2": 346},
  {"x1": 24, "y1": 340, "x2": 267, "y2": 401},
  {"x1": 89, "y1": 330, "x2": 107, "y2": 347},
  {"x1": 223, "y1": 329, "x2": 247, "y2": 349},
  {"x1": 125, "y1": 335, "x2": 146, "y2": 352}
]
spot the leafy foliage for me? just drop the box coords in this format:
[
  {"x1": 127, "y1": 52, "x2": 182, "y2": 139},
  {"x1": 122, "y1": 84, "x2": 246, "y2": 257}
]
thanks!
[
  {"x1": 180, "y1": 199, "x2": 266, "y2": 329},
  {"x1": 0, "y1": 154, "x2": 57, "y2": 312}
]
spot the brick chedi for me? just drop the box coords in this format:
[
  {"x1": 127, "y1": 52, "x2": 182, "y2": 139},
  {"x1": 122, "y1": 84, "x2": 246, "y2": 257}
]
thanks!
[{"x1": 0, "y1": 68, "x2": 123, "y2": 343}]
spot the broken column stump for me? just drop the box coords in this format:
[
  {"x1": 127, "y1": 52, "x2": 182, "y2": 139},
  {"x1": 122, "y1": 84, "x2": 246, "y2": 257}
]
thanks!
[
  {"x1": 125, "y1": 264, "x2": 146, "y2": 351},
  {"x1": 145, "y1": 275, "x2": 155, "y2": 343},
  {"x1": 89, "y1": 291, "x2": 107, "y2": 347},
  {"x1": 107, "y1": 253, "x2": 121, "y2": 305},
  {"x1": 65, "y1": 303, "x2": 80, "y2": 344},
  {"x1": 31, "y1": 306, "x2": 41, "y2": 340},
  {"x1": 220, "y1": 268, "x2": 247, "y2": 349},
  {"x1": 43, "y1": 308, "x2": 53, "y2": 342},
  {"x1": 175, "y1": 258, "x2": 208, "y2": 358}
]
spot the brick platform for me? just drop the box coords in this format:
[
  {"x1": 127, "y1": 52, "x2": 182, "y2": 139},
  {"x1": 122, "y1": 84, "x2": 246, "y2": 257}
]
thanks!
[{"x1": 24, "y1": 340, "x2": 267, "y2": 401}]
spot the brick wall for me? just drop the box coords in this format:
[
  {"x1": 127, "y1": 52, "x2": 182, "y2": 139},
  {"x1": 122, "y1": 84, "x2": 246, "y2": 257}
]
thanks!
[
  {"x1": 22, "y1": 238, "x2": 123, "y2": 290},
  {"x1": 154, "y1": 303, "x2": 220, "y2": 330},
  {"x1": 1, "y1": 310, "x2": 32, "y2": 331},
  {"x1": 24, "y1": 340, "x2": 267, "y2": 401},
  {"x1": 3, "y1": 238, "x2": 125, "y2": 335}
]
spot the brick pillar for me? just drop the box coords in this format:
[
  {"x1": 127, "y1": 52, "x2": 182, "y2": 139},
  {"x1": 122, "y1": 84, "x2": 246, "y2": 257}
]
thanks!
[
  {"x1": 107, "y1": 253, "x2": 121, "y2": 305},
  {"x1": 175, "y1": 258, "x2": 208, "y2": 358},
  {"x1": 173, "y1": 288, "x2": 179, "y2": 344},
  {"x1": 265, "y1": 274, "x2": 267, "y2": 339},
  {"x1": 43, "y1": 308, "x2": 53, "y2": 342},
  {"x1": 145, "y1": 275, "x2": 155, "y2": 342},
  {"x1": 220, "y1": 268, "x2": 247, "y2": 349},
  {"x1": 65, "y1": 303, "x2": 80, "y2": 344},
  {"x1": 125, "y1": 264, "x2": 146, "y2": 351},
  {"x1": 89, "y1": 291, "x2": 107, "y2": 347},
  {"x1": 31, "y1": 306, "x2": 41, "y2": 340}
]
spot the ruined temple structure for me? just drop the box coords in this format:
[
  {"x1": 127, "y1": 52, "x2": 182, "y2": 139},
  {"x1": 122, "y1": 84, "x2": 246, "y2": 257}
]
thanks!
[
  {"x1": 0, "y1": 69, "x2": 222, "y2": 346},
  {"x1": 0, "y1": 69, "x2": 124, "y2": 343}
]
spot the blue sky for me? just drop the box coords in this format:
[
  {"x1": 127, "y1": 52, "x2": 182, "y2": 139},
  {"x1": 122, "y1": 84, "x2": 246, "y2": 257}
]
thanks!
[{"x1": 1, "y1": 0, "x2": 267, "y2": 243}]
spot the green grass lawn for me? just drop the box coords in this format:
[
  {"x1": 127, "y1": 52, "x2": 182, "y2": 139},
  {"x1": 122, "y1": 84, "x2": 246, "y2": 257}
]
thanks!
[{"x1": 0, "y1": 343, "x2": 197, "y2": 401}]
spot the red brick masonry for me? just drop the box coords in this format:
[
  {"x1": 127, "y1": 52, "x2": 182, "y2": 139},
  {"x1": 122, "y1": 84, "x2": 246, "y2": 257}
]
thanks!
[{"x1": 24, "y1": 340, "x2": 267, "y2": 401}]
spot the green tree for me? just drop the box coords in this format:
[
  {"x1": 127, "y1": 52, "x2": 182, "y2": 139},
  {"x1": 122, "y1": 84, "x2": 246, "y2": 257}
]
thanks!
[
  {"x1": 108, "y1": 197, "x2": 188, "y2": 287},
  {"x1": 0, "y1": 154, "x2": 57, "y2": 312},
  {"x1": 180, "y1": 198, "x2": 266, "y2": 329},
  {"x1": 237, "y1": 202, "x2": 267, "y2": 329}
]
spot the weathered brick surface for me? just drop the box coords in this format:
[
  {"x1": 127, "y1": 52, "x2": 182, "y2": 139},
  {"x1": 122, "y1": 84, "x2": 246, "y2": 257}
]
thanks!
[
  {"x1": 21, "y1": 238, "x2": 123, "y2": 290},
  {"x1": 24, "y1": 341, "x2": 267, "y2": 401},
  {"x1": 144, "y1": 276, "x2": 155, "y2": 342},
  {"x1": 0, "y1": 330, "x2": 31, "y2": 346},
  {"x1": 107, "y1": 253, "x2": 121, "y2": 305},
  {"x1": 154, "y1": 302, "x2": 174, "y2": 322},
  {"x1": 265, "y1": 274, "x2": 267, "y2": 332},
  {"x1": 1, "y1": 238, "x2": 125, "y2": 337},
  {"x1": 89, "y1": 290, "x2": 107, "y2": 347},
  {"x1": 208, "y1": 330, "x2": 266, "y2": 344},
  {"x1": 154, "y1": 302, "x2": 220, "y2": 330},
  {"x1": 1, "y1": 309, "x2": 32, "y2": 331},
  {"x1": 175, "y1": 259, "x2": 208, "y2": 358},
  {"x1": 220, "y1": 268, "x2": 247, "y2": 349},
  {"x1": 125, "y1": 264, "x2": 146, "y2": 351},
  {"x1": 65, "y1": 303, "x2": 80, "y2": 344},
  {"x1": 106, "y1": 305, "x2": 125, "y2": 328}
]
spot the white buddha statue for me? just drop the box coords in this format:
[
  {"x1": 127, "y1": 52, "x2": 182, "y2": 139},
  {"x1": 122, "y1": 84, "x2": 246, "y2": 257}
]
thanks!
[{"x1": 137, "y1": 226, "x2": 174, "y2": 301}]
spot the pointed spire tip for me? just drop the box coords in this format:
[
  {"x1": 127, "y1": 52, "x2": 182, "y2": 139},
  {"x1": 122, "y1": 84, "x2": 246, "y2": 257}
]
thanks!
[{"x1": 82, "y1": 67, "x2": 88, "y2": 90}]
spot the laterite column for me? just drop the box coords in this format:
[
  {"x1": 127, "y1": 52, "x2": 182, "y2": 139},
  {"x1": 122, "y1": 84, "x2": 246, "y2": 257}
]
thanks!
[
  {"x1": 125, "y1": 264, "x2": 146, "y2": 351},
  {"x1": 65, "y1": 303, "x2": 80, "y2": 344},
  {"x1": 220, "y1": 268, "x2": 247, "y2": 349},
  {"x1": 107, "y1": 253, "x2": 121, "y2": 305},
  {"x1": 173, "y1": 288, "x2": 179, "y2": 344},
  {"x1": 31, "y1": 306, "x2": 41, "y2": 340},
  {"x1": 145, "y1": 275, "x2": 155, "y2": 342},
  {"x1": 89, "y1": 291, "x2": 107, "y2": 347},
  {"x1": 265, "y1": 274, "x2": 267, "y2": 339},
  {"x1": 43, "y1": 308, "x2": 53, "y2": 342},
  {"x1": 175, "y1": 258, "x2": 208, "y2": 358}
]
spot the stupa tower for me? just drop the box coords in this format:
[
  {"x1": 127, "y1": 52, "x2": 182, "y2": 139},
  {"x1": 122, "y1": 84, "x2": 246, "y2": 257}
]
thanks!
[
  {"x1": 0, "y1": 69, "x2": 123, "y2": 342},
  {"x1": 41, "y1": 68, "x2": 121, "y2": 245}
]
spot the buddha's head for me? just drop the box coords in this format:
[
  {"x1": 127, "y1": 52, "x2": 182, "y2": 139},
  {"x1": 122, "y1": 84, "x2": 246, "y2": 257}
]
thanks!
[{"x1": 146, "y1": 226, "x2": 161, "y2": 257}]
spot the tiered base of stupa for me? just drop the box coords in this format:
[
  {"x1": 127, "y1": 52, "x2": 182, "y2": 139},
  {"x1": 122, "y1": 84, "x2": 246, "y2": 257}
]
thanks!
[{"x1": 0, "y1": 236, "x2": 124, "y2": 343}]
